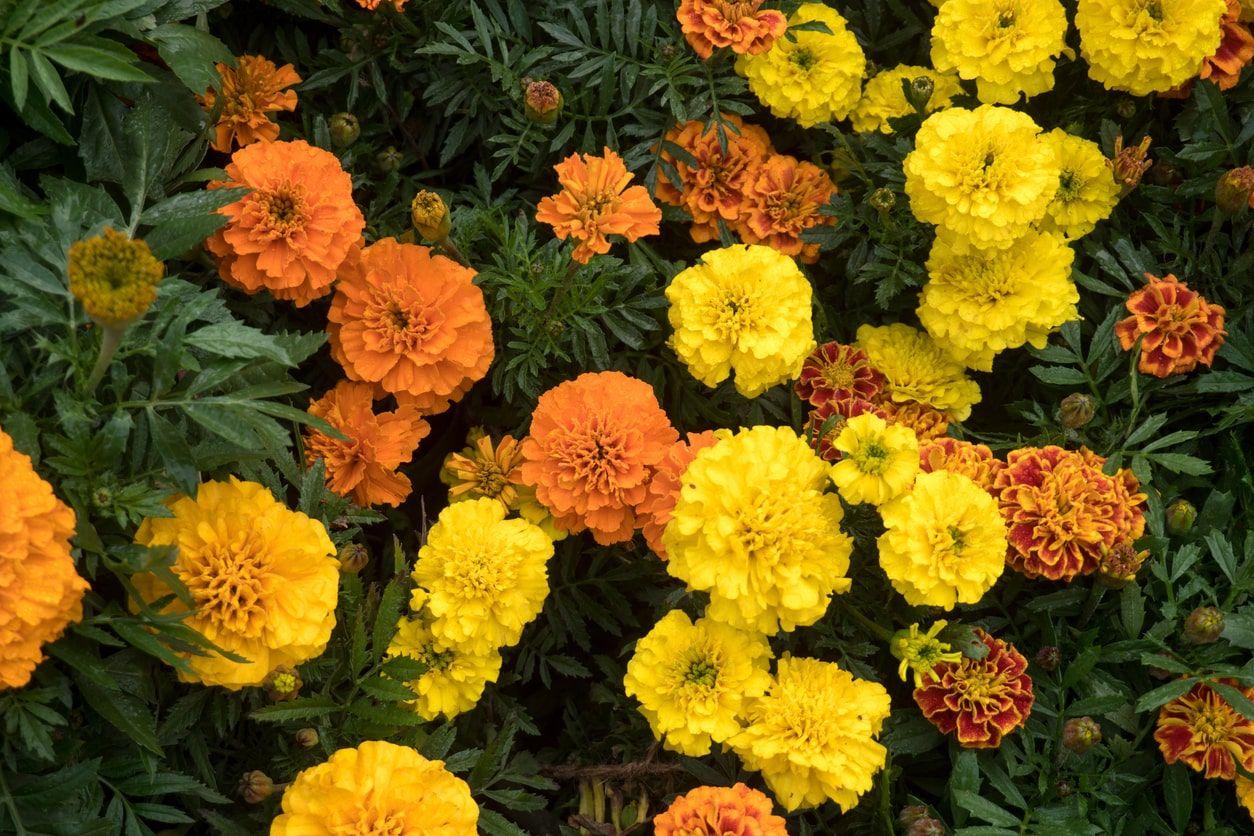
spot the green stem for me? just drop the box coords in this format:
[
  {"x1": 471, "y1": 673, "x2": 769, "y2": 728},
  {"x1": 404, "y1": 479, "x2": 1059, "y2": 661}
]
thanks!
[
  {"x1": 85, "y1": 324, "x2": 126, "y2": 393},
  {"x1": 836, "y1": 598, "x2": 894, "y2": 642},
  {"x1": 0, "y1": 767, "x2": 28, "y2": 836}
]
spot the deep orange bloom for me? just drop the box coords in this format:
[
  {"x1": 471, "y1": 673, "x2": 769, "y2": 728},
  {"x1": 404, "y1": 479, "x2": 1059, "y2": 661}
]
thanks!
[
  {"x1": 877, "y1": 398, "x2": 950, "y2": 442},
  {"x1": 677, "y1": 0, "x2": 787, "y2": 60},
  {"x1": 638, "y1": 431, "x2": 721, "y2": 559},
  {"x1": 656, "y1": 115, "x2": 774, "y2": 244},
  {"x1": 355, "y1": 0, "x2": 407, "y2": 10},
  {"x1": 653, "y1": 782, "x2": 787, "y2": 835},
  {"x1": 519, "y1": 372, "x2": 679, "y2": 545},
  {"x1": 1155, "y1": 679, "x2": 1254, "y2": 780},
  {"x1": 206, "y1": 140, "x2": 364, "y2": 307},
  {"x1": 995, "y1": 446, "x2": 1146, "y2": 582},
  {"x1": 535, "y1": 148, "x2": 661, "y2": 263},
  {"x1": 794, "y1": 341, "x2": 885, "y2": 408},
  {"x1": 327, "y1": 238, "x2": 494, "y2": 416},
  {"x1": 1115, "y1": 274, "x2": 1226, "y2": 379},
  {"x1": 919, "y1": 438, "x2": 1005, "y2": 494},
  {"x1": 914, "y1": 630, "x2": 1034, "y2": 749},
  {"x1": 740, "y1": 154, "x2": 836, "y2": 264},
  {"x1": 804, "y1": 397, "x2": 881, "y2": 462},
  {"x1": 198, "y1": 55, "x2": 300, "y2": 153},
  {"x1": 304, "y1": 381, "x2": 430, "y2": 507}
]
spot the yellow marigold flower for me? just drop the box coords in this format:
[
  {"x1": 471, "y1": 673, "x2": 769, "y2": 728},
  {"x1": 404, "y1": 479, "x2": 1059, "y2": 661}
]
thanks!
[
  {"x1": 829, "y1": 413, "x2": 920, "y2": 506},
  {"x1": 850, "y1": 65, "x2": 963, "y2": 134},
  {"x1": 412, "y1": 498, "x2": 553, "y2": 655},
  {"x1": 878, "y1": 470, "x2": 1007, "y2": 609},
  {"x1": 918, "y1": 229, "x2": 1079, "y2": 371},
  {"x1": 134, "y1": 478, "x2": 339, "y2": 689},
  {"x1": 198, "y1": 54, "x2": 300, "y2": 154},
  {"x1": 67, "y1": 228, "x2": 164, "y2": 326},
  {"x1": 1077, "y1": 0, "x2": 1227, "y2": 95},
  {"x1": 666, "y1": 244, "x2": 815, "y2": 398},
  {"x1": 930, "y1": 0, "x2": 1068, "y2": 104},
  {"x1": 736, "y1": 3, "x2": 866, "y2": 127},
  {"x1": 440, "y1": 428, "x2": 525, "y2": 511},
  {"x1": 623, "y1": 610, "x2": 772, "y2": 756},
  {"x1": 270, "y1": 740, "x2": 478, "y2": 834},
  {"x1": 1040, "y1": 129, "x2": 1121, "y2": 239},
  {"x1": 904, "y1": 106, "x2": 1059, "y2": 250},
  {"x1": 664, "y1": 426, "x2": 853, "y2": 635},
  {"x1": 1238, "y1": 775, "x2": 1254, "y2": 820},
  {"x1": 890, "y1": 621, "x2": 962, "y2": 687},
  {"x1": 856, "y1": 323, "x2": 982, "y2": 421},
  {"x1": 386, "y1": 616, "x2": 501, "y2": 721},
  {"x1": 730, "y1": 656, "x2": 890, "y2": 812}
]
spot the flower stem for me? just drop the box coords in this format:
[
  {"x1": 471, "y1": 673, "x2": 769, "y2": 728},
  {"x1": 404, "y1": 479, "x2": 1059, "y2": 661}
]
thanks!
[
  {"x1": 85, "y1": 324, "x2": 126, "y2": 393},
  {"x1": 835, "y1": 598, "x2": 894, "y2": 642}
]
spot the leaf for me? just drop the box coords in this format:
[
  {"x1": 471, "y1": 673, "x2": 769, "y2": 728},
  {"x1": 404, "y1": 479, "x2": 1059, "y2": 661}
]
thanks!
[
  {"x1": 0, "y1": 164, "x2": 44, "y2": 219},
  {"x1": 1135, "y1": 678, "x2": 1197, "y2": 712},
  {"x1": 140, "y1": 187, "x2": 248, "y2": 225},
  {"x1": 1030, "y1": 365, "x2": 1088, "y2": 386},
  {"x1": 1221, "y1": 610, "x2": 1254, "y2": 650},
  {"x1": 249, "y1": 696, "x2": 339, "y2": 723},
  {"x1": 1210, "y1": 681, "x2": 1254, "y2": 723},
  {"x1": 144, "y1": 212, "x2": 228, "y2": 260},
  {"x1": 43, "y1": 39, "x2": 152, "y2": 83},
  {"x1": 184, "y1": 322, "x2": 295, "y2": 365},
  {"x1": 371, "y1": 580, "x2": 406, "y2": 663},
  {"x1": 952, "y1": 790, "x2": 1020, "y2": 828},
  {"x1": 73, "y1": 674, "x2": 162, "y2": 755},
  {"x1": 146, "y1": 23, "x2": 234, "y2": 92},
  {"x1": 1162, "y1": 763, "x2": 1192, "y2": 832}
]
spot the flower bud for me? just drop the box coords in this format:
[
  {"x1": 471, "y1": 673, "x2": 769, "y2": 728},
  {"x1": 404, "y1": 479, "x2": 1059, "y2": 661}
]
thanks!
[
  {"x1": 265, "y1": 666, "x2": 302, "y2": 702},
  {"x1": 1034, "y1": 646, "x2": 1061, "y2": 672},
  {"x1": 1215, "y1": 167, "x2": 1254, "y2": 214},
  {"x1": 91, "y1": 487, "x2": 114, "y2": 509},
  {"x1": 906, "y1": 818, "x2": 946, "y2": 836},
  {"x1": 68, "y1": 228, "x2": 165, "y2": 327},
  {"x1": 375, "y1": 146, "x2": 403, "y2": 174},
  {"x1": 1054, "y1": 779, "x2": 1073, "y2": 798},
  {"x1": 905, "y1": 75, "x2": 935, "y2": 112},
  {"x1": 523, "y1": 80, "x2": 562, "y2": 124},
  {"x1": 410, "y1": 190, "x2": 451, "y2": 243},
  {"x1": 899, "y1": 805, "x2": 931, "y2": 826},
  {"x1": 329, "y1": 113, "x2": 360, "y2": 148},
  {"x1": 868, "y1": 187, "x2": 897, "y2": 213},
  {"x1": 337, "y1": 543, "x2": 369, "y2": 574},
  {"x1": 1062, "y1": 716, "x2": 1102, "y2": 754},
  {"x1": 1058, "y1": 393, "x2": 1095, "y2": 429},
  {"x1": 1114, "y1": 97, "x2": 1137, "y2": 120},
  {"x1": 1183, "y1": 606, "x2": 1224, "y2": 644},
  {"x1": 1108, "y1": 135, "x2": 1153, "y2": 197},
  {"x1": 295, "y1": 728, "x2": 319, "y2": 748},
  {"x1": 1165, "y1": 499, "x2": 1197, "y2": 536},
  {"x1": 239, "y1": 770, "x2": 275, "y2": 803},
  {"x1": 1097, "y1": 541, "x2": 1148, "y2": 588}
]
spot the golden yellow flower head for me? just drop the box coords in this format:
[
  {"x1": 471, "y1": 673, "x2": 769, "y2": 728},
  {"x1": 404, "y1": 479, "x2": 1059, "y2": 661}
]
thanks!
[
  {"x1": 440, "y1": 429, "x2": 525, "y2": 510},
  {"x1": 67, "y1": 228, "x2": 164, "y2": 326},
  {"x1": 1238, "y1": 775, "x2": 1254, "y2": 820},
  {"x1": 1077, "y1": 0, "x2": 1227, "y2": 95},
  {"x1": 386, "y1": 616, "x2": 501, "y2": 721},
  {"x1": 411, "y1": 189, "x2": 451, "y2": 242},
  {"x1": 878, "y1": 470, "x2": 1007, "y2": 609},
  {"x1": 1040, "y1": 129, "x2": 1121, "y2": 239},
  {"x1": 890, "y1": 621, "x2": 962, "y2": 687},
  {"x1": 930, "y1": 0, "x2": 1068, "y2": 104},
  {"x1": 623, "y1": 610, "x2": 772, "y2": 756},
  {"x1": 830, "y1": 413, "x2": 920, "y2": 506},
  {"x1": 664, "y1": 426, "x2": 853, "y2": 635},
  {"x1": 918, "y1": 229, "x2": 1079, "y2": 371},
  {"x1": 736, "y1": 3, "x2": 866, "y2": 127},
  {"x1": 850, "y1": 65, "x2": 963, "y2": 134},
  {"x1": 856, "y1": 323, "x2": 982, "y2": 421},
  {"x1": 666, "y1": 244, "x2": 815, "y2": 398},
  {"x1": 730, "y1": 656, "x2": 891, "y2": 812}
]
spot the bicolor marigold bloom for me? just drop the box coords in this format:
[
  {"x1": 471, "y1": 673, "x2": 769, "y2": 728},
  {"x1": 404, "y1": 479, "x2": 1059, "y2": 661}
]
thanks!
[
  {"x1": 914, "y1": 629, "x2": 1034, "y2": 749},
  {"x1": 386, "y1": 616, "x2": 501, "y2": 721},
  {"x1": 1076, "y1": 0, "x2": 1227, "y2": 95},
  {"x1": 665, "y1": 426, "x2": 853, "y2": 635},
  {"x1": 736, "y1": 3, "x2": 866, "y2": 127},
  {"x1": 930, "y1": 0, "x2": 1068, "y2": 104},
  {"x1": 667, "y1": 245, "x2": 815, "y2": 398},
  {"x1": 891, "y1": 621, "x2": 963, "y2": 687},
  {"x1": 653, "y1": 783, "x2": 787, "y2": 835},
  {"x1": 678, "y1": 0, "x2": 787, "y2": 60},
  {"x1": 198, "y1": 55, "x2": 300, "y2": 153},
  {"x1": 1115, "y1": 274, "x2": 1227, "y2": 378},
  {"x1": 134, "y1": 478, "x2": 339, "y2": 689},
  {"x1": 731, "y1": 656, "x2": 891, "y2": 812},
  {"x1": 270, "y1": 740, "x2": 477, "y2": 835},
  {"x1": 328, "y1": 238, "x2": 494, "y2": 415},
  {"x1": 637, "y1": 431, "x2": 722, "y2": 559},
  {"x1": 1040, "y1": 129, "x2": 1121, "y2": 240},
  {"x1": 0, "y1": 428, "x2": 88, "y2": 690},
  {"x1": 851, "y1": 65, "x2": 963, "y2": 134},
  {"x1": 795, "y1": 341, "x2": 885, "y2": 408},
  {"x1": 1155, "y1": 679, "x2": 1254, "y2": 779},
  {"x1": 830, "y1": 413, "x2": 920, "y2": 507},
  {"x1": 995, "y1": 446, "x2": 1146, "y2": 581},
  {"x1": 519, "y1": 372, "x2": 678, "y2": 545},
  {"x1": 804, "y1": 397, "x2": 881, "y2": 462},
  {"x1": 206, "y1": 139, "x2": 364, "y2": 307},
  {"x1": 67, "y1": 228, "x2": 165, "y2": 326},
  {"x1": 1108, "y1": 134, "x2": 1154, "y2": 195},
  {"x1": 856, "y1": 323, "x2": 982, "y2": 421},
  {"x1": 877, "y1": 398, "x2": 951, "y2": 442},
  {"x1": 535, "y1": 147, "x2": 661, "y2": 263},
  {"x1": 918, "y1": 437, "x2": 1005, "y2": 494},
  {"x1": 1198, "y1": 1, "x2": 1254, "y2": 90},
  {"x1": 739, "y1": 154, "x2": 836, "y2": 264},
  {"x1": 623, "y1": 610, "x2": 772, "y2": 756},
  {"x1": 440, "y1": 429, "x2": 525, "y2": 511},
  {"x1": 304, "y1": 381, "x2": 430, "y2": 507}
]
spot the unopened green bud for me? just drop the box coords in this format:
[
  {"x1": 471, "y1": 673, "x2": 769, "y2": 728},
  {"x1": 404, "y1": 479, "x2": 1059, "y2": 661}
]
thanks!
[
  {"x1": 1165, "y1": 499, "x2": 1197, "y2": 536},
  {"x1": 1183, "y1": 606, "x2": 1224, "y2": 644},
  {"x1": 329, "y1": 113, "x2": 360, "y2": 148}
]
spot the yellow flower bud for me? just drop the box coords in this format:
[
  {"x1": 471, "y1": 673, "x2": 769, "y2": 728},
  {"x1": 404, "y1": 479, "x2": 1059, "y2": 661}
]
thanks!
[
  {"x1": 410, "y1": 189, "x2": 451, "y2": 242},
  {"x1": 523, "y1": 80, "x2": 562, "y2": 124},
  {"x1": 67, "y1": 228, "x2": 164, "y2": 327}
]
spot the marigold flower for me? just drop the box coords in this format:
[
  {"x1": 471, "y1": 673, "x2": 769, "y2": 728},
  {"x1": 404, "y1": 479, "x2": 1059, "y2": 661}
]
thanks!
[
  {"x1": 1077, "y1": 0, "x2": 1227, "y2": 95},
  {"x1": 1155, "y1": 679, "x2": 1254, "y2": 779},
  {"x1": 386, "y1": 616, "x2": 501, "y2": 721},
  {"x1": 198, "y1": 55, "x2": 300, "y2": 153},
  {"x1": 664, "y1": 426, "x2": 853, "y2": 635},
  {"x1": 930, "y1": 0, "x2": 1068, "y2": 104},
  {"x1": 440, "y1": 429, "x2": 525, "y2": 511},
  {"x1": 891, "y1": 621, "x2": 963, "y2": 687},
  {"x1": 535, "y1": 147, "x2": 661, "y2": 263},
  {"x1": 206, "y1": 139, "x2": 364, "y2": 307},
  {"x1": 856, "y1": 323, "x2": 982, "y2": 421},
  {"x1": 271, "y1": 740, "x2": 477, "y2": 834},
  {"x1": 795, "y1": 341, "x2": 885, "y2": 408},
  {"x1": 667, "y1": 245, "x2": 815, "y2": 398},
  {"x1": 877, "y1": 398, "x2": 951, "y2": 441},
  {"x1": 67, "y1": 228, "x2": 165, "y2": 326},
  {"x1": 1115, "y1": 273, "x2": 1227, "y2": 378},
  {"x1": 134, "y1": 478, "x2": 339, "y2": 689},
  {"x1": 1183, "y1": 606, "x2": 1226, "y2": 644},
  {"x1": 328, "y1": 238, "x2": 494, "y2": 415},
  {"x1": 0, "y1": 428, "x2": 88, "y2": 690},
  {"x1": 523, "y1": 79, "x2": 563, "y2": 123},
  {"x1": 1097, "y1": 541, "x2": 1150, "y2": 587},
  {"x1": 678, "y1": 0, "x2": 787, "y2": 60},
  {"x1": 623, "y1": 610, "x2": 772, "y2": 756},
  {"x1": 731, "y1": 656, "x2": 890, "y2": 812},
  {"x1": 355, "y1": 0, "x2": 407, "y2": 9},
  {"x1": 264, "y1": 666, "x2": 302, "y2": 702},
  {"x1": 1237, "y1": 775, "x2": 1254, "y2": 819},
  {"x1": 637, "y1": 431, "x2": 722, "y2": 559},
  {"x1": 1040, "y1": 129, "x2": 1121, "y2": 240},
  {"x1": 736, "y1": 3, "x2": 866, "y2": 127},
  {"x1": 519, "y1": 371, "x2": 678, "y2": 545},
  {"x1": 851, "y1": 65, "x2": 963, "y2": 134},
  {"x1": 914, "y1": 629, "x2": 1034, "y2": 748},
  {"x1": 995, "y1": 446, "x2": 1146, "y2": 581},
  {"x1": 879, "y1": 471, "x2": 1007, "y2": 609},
  {"x1": 410, "y1": 190, "x2": 451, "y2": 242},
  {"x1": 830, "y1": 413, "x2": 920, "y2": 506},
  {"x1": 918, "y1": 437, "x2": 1005, "y2": 494},
  {"x1": 653, "y1": 783, "x2": 787, "y2": 835},
  {"x1": 739, "y1": 154, "x2": 837, "y2": 264},
  {"x1": 1108, "y1": 134, "x2": 1154, "y2": 195},
  {"x1": 804, "y1": 397, "x2": 881, "y2": 462},
  {"x1": 1197, "y1": 2, "x2": 1254, "y2": 90}
]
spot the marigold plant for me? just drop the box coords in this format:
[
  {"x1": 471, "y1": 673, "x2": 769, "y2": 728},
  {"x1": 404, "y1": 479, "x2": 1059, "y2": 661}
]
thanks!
[
  {"x1": 677, "y1": 0, "x2": 787, "y2": 60},
  {"x1": 851, "y1": 65, "x2": 963, "y2": 134}
]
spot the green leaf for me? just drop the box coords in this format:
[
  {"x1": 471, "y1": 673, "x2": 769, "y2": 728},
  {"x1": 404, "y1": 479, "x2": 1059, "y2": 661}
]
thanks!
[
  {"x1": 73, "y1": 673, "x2": 162, "y2": 755},
  {"x1": 9, "y1": 48, "x2": 29, "y2": 111},
  {"x1": 371, "y1": 580, "x2": 406, "y2": 663},
  {"x1": 28, "y1": 49, "x2": 72, "y2": 112},
  {"x1": 184, "y1": 322, "x2": 295, "y2": 365},
  {"x1": 146, "y1": 23, "x2": 234, "y2": 92},
  {"x1": 144, "y1": 212, "x2": 228, "y2": 260},
  {"x1": 43, "y1": 39, "x2": 152, "y2": 82},
  {"x1": 249, "y1": 696, "x2": 339, "y2": 723},
  {"x1": 0, "y1": 164, "x2": 44, "y2": 219},
  {"x1": 1135, "y1": 677, "x2": 1197, "y2": 712},
  {"x1": 1030, "y1": 366, "x2": 1088, "y2": 386},
  {"x1": 952, "y1": 791, "x2": 1020, "y2": 828},
  {"x1": 1162, "y1": 763, "x2": 1192, "y2": 832},
  {"x1": 140, "y1": 187, "x2": 248, "y2": 226}
]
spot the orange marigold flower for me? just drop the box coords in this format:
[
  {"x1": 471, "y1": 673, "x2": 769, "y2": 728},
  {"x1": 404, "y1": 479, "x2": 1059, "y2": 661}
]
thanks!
[
  {"x1": 328, "y1": 238, "x2": 494, "y2": 416},
  {"x1": 206, "y1": 139, "x2": 364, "y2": 307},
  {"x1": 656, "y1": 115, "x2": 774, "y2": 244},
  {"x1": 0, "y1": 428, "x2": 88, "y2": 690},
  {"x1": 653, "y1": 782, "x2": 787, "y2": 835},
  {"x1": 638, "y1": 431, "x2": 721, "y2": 559},
  {"x1": 804, "y1": 397, "x2": 881, "y2": 462},
  {"x1": 740, "y1": 154, "x2": 836, "y2": 264},
  {"x1": 198, "y1": 55, "x2": 300, "y2": 153},
  {"x1": 1155, "y1": 679, "x2": 1254, "y2": 779},
  {"x1": 677, "y1": 0, "x2": 788, "y2": 60},
  {"x1": 794, "y1": 341, "x2": 885, "y2": 408},
  {"x1": 304, "y1": 381, "x2": 430, "y2": 507},
  {"x1": 919, "y1": 438, "x2": 1005, "y2": 494},
  {"x1": 877, "y1": 398, "x2": 950, "y2": 442},
  {"x1": 1115, "y1": 273, "x2": 1227, "y2": 379},
  {"x1": 519, "y1": 371, "x2": 679, "y2": 545},
  {"x1": 355, "y1": 0, "x2": 407, "y2": 10},
  {"x1": 995, "y1": 446, "x2": 1146, "y2": 582},
  {"x1": 535, "y1": 148, "x2": 661, "y2": 263},
  {"x1": 440, "y1": 429, "x2": 525, "y2": 511},
  {"x1": 914, "y1": 629, "x2": 1034, "y2": 749}
]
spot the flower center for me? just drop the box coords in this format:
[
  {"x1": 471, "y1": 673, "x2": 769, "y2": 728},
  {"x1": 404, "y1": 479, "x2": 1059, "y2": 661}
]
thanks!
[
  {"x1": 416, "y1": 641, "x2": 454, "y2": 673},
  {"x1": 853, "y1": 441, "x2": 889, "y2": 475},
  {"x1": 1190, "y1": 703, "x2": 1236, "y2": 745},
  {"x1": 790, "y1": 47, "x2": 817, "y2": 71},
  {"x1": 1057, "y1": 170, "x2": 1081, "y2": 200},
  {"x1": 822, "y1": 361, "x2": 856, "y2": 391},
  {"x1": 352, "y1": 806, "x2": 406, "y2": 836},
  {"x1": 178, "y1": 534, "x2": 271, "y2": 637},
  {"x1": 685, "y1": 657, "x2": 719, "y2": 688},
  {"x1": 716, "y1": 291, "x2": 758, "y2": 339},
  {"x1": 997, "y1": 8, "x2": 1016, "y2": 28},
  {"x1": 254, "y1": 186, "x2": 307, "y2": 237},
  {"x1": 1143, "y1": 0, "x2": 1164, "y2": 22},
  {"x1": 364, "y1": 290, "x2": 438, "y2": 352},
  {"x1": 473, "y1": 461, "x2": 508, "y2": 497},
  {"x1": 556, "y1": 425, "x2": 630, "y2": 493}
]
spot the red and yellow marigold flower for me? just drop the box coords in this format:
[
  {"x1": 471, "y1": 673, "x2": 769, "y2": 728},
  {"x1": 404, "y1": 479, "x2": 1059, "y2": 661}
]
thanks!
[
  {"x1": 637, "y1": 431, "x2": 722, "y2": 559},
  {"x1": 794, "y1": 341, "x2": 885, "y2": 408},
  {"x1": 804, "y1": 397, "x2": 881, "y2": 462},
  {"x1": 877, "y1": 397, "x2": 950, "y2": 442},
  {"x1": 677, "y1": 0, "x2": 788, "y2": 60},
  {"x1": 919, "y1": 437, "x2": 1005, "y2": 494},
  {"x1": 1155, "y1": 679, "x2": 1254, "y2": 779},
  {"x1": 914, "y1": 629, "x2": 1034, "y2": 749},
  {"x1": 1115, "y1": 273, "x2": 1227, "y2": 379},
  {"x1": 652, "y1": 782, "x2": 787, "y2": 835},
  {"x1": 740, "y1": 154, "x2": 836, "y2": 264},
  {"x1": 198, "y1": 55, "x2": 300, "y2": 153},
  {"x1": 535, "y1": 148, "x2": 661, "y2": 263}
]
